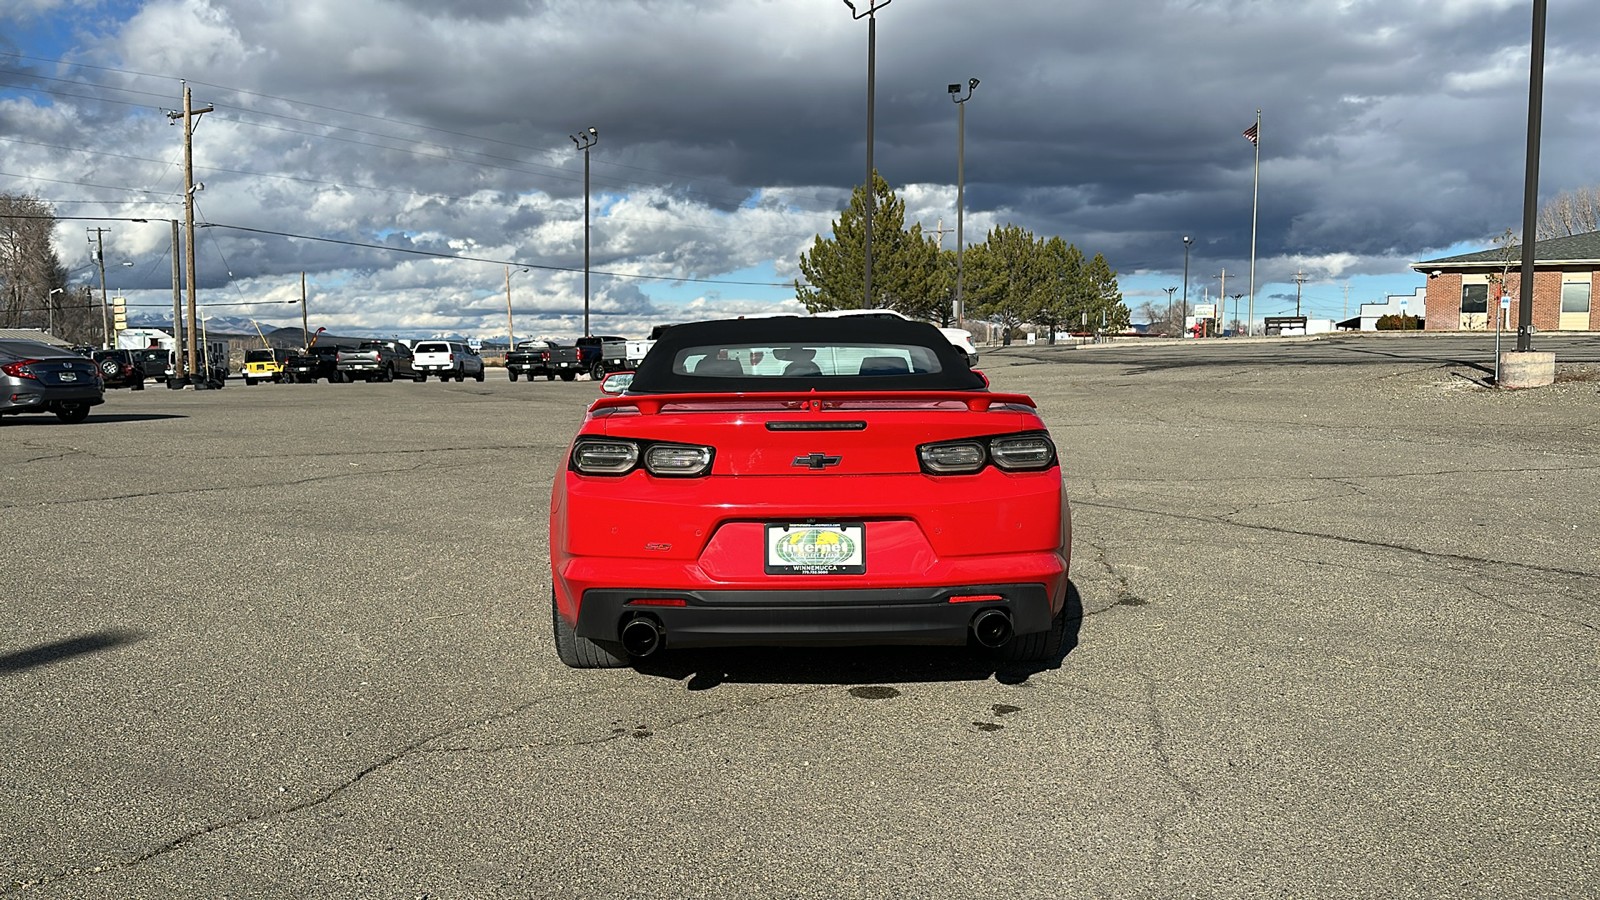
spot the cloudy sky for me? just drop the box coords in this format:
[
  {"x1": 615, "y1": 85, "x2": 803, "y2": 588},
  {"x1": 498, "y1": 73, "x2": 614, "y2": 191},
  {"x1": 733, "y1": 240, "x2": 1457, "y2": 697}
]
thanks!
[{"x1": 2, "y1": 0, "x2": 1595, "y2": 340}]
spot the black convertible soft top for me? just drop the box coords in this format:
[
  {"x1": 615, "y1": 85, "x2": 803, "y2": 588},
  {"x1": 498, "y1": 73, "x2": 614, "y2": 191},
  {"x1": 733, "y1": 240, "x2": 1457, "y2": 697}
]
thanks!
[{"x1": 627, "y1": 315, "x2": 986, "y2": 394}]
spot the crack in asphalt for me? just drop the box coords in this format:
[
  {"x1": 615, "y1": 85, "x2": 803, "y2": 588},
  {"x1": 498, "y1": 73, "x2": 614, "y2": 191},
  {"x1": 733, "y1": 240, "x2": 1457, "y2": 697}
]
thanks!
[
  {"x1": 0, "y1": 458, "x2": 476, "y2": 510},
  {"x1": 0, "y1": 691, "x2": 580, "y2": 894},
  {"x1": 1078, "y1": 541, "x2": 1147, "y2": 617},
  {"x1": 1074, "y1": 498, "x2": 1600, "y2": 583},
  {"x1": 2, "y1": 441, "x2": 91, "y2": 465},
  {"x1": 1144, "y1": 678, "x2": 1201, "y2": 803},
  {"x1": 1455, "y1": 579, "x2": 1597, "y2": 634},
  {"x1": 3, "y1": 684, "x2": 836, "y2": 893}
]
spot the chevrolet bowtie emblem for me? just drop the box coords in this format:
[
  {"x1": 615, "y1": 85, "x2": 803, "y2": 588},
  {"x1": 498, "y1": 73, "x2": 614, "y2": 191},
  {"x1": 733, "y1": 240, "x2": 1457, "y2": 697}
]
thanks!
[{"x1": 793, "y1": 452, "x2": 842, "y2": 470}]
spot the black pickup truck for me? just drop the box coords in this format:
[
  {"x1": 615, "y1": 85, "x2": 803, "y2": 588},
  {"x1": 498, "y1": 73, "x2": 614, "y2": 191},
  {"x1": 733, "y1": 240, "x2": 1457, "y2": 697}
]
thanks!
[
  {"x1": 283, "y1": 345, "x2": 344, "y2": 383},
  {"x1": 507, "y1": 340, "x2": 582, "y2": 382}
]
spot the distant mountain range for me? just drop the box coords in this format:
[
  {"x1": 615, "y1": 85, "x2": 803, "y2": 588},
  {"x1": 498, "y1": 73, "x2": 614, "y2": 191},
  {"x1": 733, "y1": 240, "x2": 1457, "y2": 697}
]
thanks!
[{"x1": 125, "y1": 312, "x2": 503, "y2": 349}]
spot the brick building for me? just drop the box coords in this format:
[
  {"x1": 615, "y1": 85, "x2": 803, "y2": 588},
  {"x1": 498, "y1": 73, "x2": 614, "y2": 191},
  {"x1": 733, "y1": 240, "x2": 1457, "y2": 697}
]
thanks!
[{"x1": 1411, "y1": 230, "x2": 1600, "y2": 332}]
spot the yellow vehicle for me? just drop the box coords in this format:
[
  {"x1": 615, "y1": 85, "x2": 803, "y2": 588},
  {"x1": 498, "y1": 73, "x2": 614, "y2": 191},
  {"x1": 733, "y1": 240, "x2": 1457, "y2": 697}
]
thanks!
[{"x1": 243, "y1": 347, "x2": 293, "y2": 385}]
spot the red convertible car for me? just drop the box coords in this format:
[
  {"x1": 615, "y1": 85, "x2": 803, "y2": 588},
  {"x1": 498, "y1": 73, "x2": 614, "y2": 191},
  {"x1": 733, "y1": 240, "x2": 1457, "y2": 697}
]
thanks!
[{"x1": 548, "y1": 316, "x2": 1071, "y2": 668}]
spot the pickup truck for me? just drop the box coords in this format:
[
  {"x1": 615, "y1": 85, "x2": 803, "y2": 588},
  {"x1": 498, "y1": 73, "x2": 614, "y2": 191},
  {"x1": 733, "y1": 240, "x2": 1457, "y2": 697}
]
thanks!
[
  {"x1": 575, "y1": 334, "x2": 635, "y2": 380},
  {"x1": 336, "y1": 340, "x2": 419, "y2": 383},
  {"x1": 283, "y1": 345, "x2": 344, "y2": 383},
  {"x1": 412, "y1": 340, "x2": 485, "y2": 382},
  {"x1": 507, "y1": 340, "x2": 582, "y2": 382}
]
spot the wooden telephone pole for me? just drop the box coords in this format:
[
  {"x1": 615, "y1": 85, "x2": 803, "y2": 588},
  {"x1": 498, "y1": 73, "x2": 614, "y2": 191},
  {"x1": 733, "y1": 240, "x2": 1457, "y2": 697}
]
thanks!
[{"x1": 167, "y1": 83, "x2": 212, "y2": 382}]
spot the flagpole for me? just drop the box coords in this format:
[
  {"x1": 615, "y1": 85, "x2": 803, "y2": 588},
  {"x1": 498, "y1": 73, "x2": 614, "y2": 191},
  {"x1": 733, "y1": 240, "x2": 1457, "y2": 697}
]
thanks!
[{"x1": 1247, "y1": 109, "x2": 1260, "y2": 336}]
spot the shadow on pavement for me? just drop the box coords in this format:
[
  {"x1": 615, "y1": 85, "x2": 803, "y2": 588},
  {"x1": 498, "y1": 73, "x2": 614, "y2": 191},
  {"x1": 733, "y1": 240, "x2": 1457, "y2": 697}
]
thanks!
[
  {"x1": 0, "y1": 413, "x2": 187, "y2": 426},
  {"x1": 0, "y1": 628, "x2": 147, "y2": 675}
]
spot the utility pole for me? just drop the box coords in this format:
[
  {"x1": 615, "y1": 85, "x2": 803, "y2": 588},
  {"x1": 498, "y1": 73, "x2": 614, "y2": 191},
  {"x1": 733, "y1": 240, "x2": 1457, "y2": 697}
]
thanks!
[
  {"x1": 301, "y1": 272, "x2": 309, "y2": 348},
  {"x1": 504, "y1": 265, "x2": 515, "y2": 352},
  {"x1": 168, "y1": 82, "x2": 212, "y2": 383},
  {"x1": 1342, "y1": 282, "x2": 1351, "y2": 321},
  {"x1": 1293, "y1": 270, "x2": 1308, "y2": 317},
  {"x1": 88, "y1": 227, "x2": 110, "y2": 348}
]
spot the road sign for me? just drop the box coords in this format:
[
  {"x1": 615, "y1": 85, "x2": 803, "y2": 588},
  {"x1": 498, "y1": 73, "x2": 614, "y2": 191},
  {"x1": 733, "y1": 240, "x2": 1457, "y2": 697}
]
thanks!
[{"x1": 1501, "y1": 294, "x2": 1514, "y2": 309}]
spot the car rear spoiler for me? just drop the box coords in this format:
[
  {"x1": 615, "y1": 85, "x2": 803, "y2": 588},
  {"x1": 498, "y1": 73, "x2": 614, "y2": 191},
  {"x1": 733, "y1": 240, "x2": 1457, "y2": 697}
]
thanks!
[{"x1": 588, "y1": 390, "x2": 1038, "y2": 416}]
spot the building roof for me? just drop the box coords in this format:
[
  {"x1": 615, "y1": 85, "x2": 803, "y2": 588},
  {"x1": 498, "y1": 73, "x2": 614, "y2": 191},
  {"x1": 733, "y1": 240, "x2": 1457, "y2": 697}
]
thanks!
[
  {"x1": 1412, "y1": 229, "x2": 1600, "y2": 270},
  {"x1": 0, "y1": 328, "x2": 71, "y2": 347}
]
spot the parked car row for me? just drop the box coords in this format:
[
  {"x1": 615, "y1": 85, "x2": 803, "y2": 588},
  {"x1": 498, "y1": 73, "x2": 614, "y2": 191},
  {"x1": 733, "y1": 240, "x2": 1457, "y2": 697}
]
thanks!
[{"x1": 267, "y1": 340, "x2": 487, "y2": 384}]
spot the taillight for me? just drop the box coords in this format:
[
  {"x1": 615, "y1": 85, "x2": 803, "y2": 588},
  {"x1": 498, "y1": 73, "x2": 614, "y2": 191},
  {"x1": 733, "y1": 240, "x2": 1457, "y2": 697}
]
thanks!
[
  {"x1": 918, "y1": 431, "x2": 1056, "y2": 475},
  {"x1": 918, "y1": 440, "x2": 986, "y2": 474},
  {"x1": 990, "y1": 434, "x2": 1057, "y2": 470},
  {"x1": 571, "y1": 440, "x2": 639, "y2": 474},
  {"x1": 570, "y1": 439, "x2": 714, "y2": 477},
  {"x1": 643, "y1": 444, "x2": 713, "y2": 476},
  {"x1": 2, "y1": 359, "x2": 40, "y2": 380}
]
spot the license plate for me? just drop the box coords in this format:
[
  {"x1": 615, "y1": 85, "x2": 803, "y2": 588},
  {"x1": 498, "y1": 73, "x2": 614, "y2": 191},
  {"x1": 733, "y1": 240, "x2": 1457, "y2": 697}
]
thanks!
[
  {"x1": 764, "y1": 523, "x2": 865, "y2": 575},
  {"x1": 59, "y1": 372, "x2": 77, "y2": 382}
]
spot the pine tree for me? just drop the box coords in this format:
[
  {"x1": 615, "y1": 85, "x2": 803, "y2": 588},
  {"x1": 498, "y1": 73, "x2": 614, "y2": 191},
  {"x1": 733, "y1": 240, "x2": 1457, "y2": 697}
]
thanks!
[
  {"x1": 1031, "y1": 237, "x2": 1081, "y2": 343},
  {"x1": 966, "y1": 224, "x2": 1049, "y2": 340},
  {"x1": 1084, "y1": 252, "x2": 1129, "y2": 331},
  {"x1": 796, "y1": 172, "x2": 938, "y2": 315}
]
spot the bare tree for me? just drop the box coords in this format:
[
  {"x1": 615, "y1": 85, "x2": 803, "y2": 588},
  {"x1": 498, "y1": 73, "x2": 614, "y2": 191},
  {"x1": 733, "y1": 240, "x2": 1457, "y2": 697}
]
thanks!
[
  {"x1": 1, "y1": 194, "x2": 69, "y2": 334},
  {"x1": 1535, "y1": 186, "x2": 1600, "y2": 239}
]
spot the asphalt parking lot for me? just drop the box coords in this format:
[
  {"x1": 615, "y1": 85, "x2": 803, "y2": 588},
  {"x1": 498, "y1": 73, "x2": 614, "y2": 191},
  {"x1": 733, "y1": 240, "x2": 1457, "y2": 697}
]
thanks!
[{"x1": 2, "y1": 334, "x2": 1596, "y2": 898}]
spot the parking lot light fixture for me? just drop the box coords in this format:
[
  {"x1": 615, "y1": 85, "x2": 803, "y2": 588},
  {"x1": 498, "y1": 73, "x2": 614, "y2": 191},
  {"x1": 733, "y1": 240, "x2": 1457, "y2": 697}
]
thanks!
[
  {"x1": 950, "y1": 76, "x2": 978, "y2": 326},
  {"x1": 571, "y1": 127, "x2": 599, "y2": 337},
  {"x1": 1182, "y1": 235, "x2": 1194, "y2": 327},
  {"x1": 845, "y1": 0, "x2": 893, "y2": 307}
]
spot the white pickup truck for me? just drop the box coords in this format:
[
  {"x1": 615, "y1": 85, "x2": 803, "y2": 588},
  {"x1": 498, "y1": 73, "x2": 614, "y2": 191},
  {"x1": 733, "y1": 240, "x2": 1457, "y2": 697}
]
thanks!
[
  {"x1": 810, "y1": 309, "x2": 980, "y2": 367},
  {"x1": 412, "y1": 340, "x2": 485, "y2": 382}
]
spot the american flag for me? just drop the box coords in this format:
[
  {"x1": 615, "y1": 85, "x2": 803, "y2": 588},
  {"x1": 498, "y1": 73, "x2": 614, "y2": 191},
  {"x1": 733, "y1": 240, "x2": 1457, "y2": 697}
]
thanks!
[{"x1": 1242, "y1": 123, "x2": 1258, "y2": 146}]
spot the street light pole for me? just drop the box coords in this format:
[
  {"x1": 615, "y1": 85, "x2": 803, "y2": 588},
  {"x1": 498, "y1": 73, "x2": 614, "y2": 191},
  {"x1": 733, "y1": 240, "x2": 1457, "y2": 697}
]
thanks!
[
  {"x1": 1182, "y1": 236, "x2": 1194, "y2": 333},
  {"x1": 571, "y1": 126, "x2": 598, "y2": 336},
  {"x1": 949, "y1": 77, "x2": 978, "y2": 326},
  {"x1": 845, "y1": 0, "x2": 892, "y2": 308}
]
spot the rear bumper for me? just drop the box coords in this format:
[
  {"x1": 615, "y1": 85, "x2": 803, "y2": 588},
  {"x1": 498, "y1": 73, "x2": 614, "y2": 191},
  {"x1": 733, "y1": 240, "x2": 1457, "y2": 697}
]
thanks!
[
  {"x1": 574, "y1": 583, "x2": 1054, "y2": 648},
  {"x1": 3, "y1": 385, "x2": 105, "y2": 412}
]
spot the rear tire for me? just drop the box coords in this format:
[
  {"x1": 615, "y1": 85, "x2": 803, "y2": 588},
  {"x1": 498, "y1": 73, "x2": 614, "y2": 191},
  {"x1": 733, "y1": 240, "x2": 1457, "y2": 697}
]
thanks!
[
  {"x1": 414, "y1": 374, "x2": 427, "y2": 383},
  {"x1": 560, "y1": 371, "x2": 576, "y2": 382},
  {"x1": 475, "y1": 371, "x2": 484, "y2": 382},
  {"x1": 53, "y1": 403, "x2": 91, "y2": 424},
  {"x1": 508, "y1": 370, "x2": 519, "y2": 382},
  {"x1": 552, "y1": 589, "x2": 630, "y2": 668},
  {"x1": 589, "y1": 361, "x2": 606, "y2": 381},
  {"x1": 546, "y1": 373, "x2": 555, "y2": 381},
  {"x1": 994, "y1": 591, "x2": 1077, "y2": 663}
]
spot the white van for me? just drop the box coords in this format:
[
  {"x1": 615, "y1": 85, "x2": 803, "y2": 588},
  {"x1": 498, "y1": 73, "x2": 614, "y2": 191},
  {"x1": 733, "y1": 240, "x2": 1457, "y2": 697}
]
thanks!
[{"x1": 412, "y1": 340, "x2": 485, "y2": 382}]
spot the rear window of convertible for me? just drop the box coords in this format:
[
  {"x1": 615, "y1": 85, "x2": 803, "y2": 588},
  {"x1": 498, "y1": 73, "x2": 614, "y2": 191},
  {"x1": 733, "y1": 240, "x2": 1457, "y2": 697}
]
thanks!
[{"x1": 672, "y1": 343, "x2": 942, "y2": 378}]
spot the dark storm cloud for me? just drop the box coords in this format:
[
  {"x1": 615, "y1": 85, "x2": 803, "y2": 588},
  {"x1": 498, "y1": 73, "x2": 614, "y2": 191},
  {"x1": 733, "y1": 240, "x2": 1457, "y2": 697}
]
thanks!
[{"x1": 6, "y1": 0, "x2": 1597, "y2": 335}]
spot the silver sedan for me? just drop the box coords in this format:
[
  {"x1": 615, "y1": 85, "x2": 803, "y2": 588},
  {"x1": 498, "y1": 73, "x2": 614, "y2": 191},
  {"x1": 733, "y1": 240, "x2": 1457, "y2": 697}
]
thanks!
[{"x1": 0, "y1": 339, "x2": 105, "y2": 423}]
